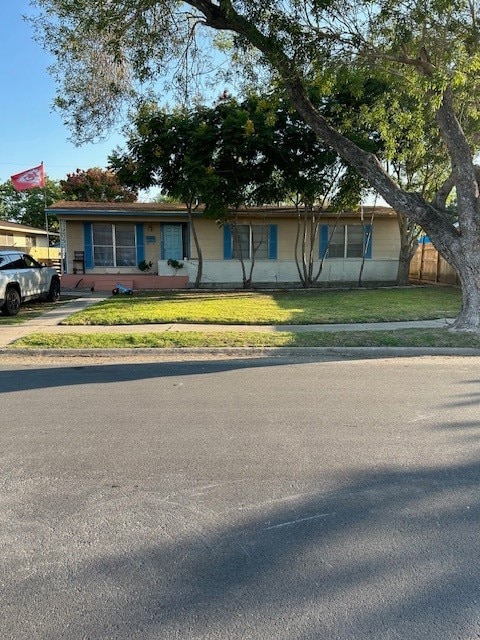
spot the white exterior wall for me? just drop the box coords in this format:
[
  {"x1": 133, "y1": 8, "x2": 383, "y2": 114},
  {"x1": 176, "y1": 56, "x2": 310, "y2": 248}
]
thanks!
[{"x1": 159, "y1": 258, "x2": 399, "y2": 286}]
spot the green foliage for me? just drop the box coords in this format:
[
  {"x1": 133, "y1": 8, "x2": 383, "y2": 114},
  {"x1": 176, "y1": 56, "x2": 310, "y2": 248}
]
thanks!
[
  {"x1": 110, "y1": 105, "x2": 219, "y2": 208},
  {"x1": 60, "y1": 167, "x2": 137, "y2": 202},
  {"x1": 110, "y1": 93, "x2": 362, "y2": 215},
  {"x1": 0, "y1": 177, "x2": 63, "y2": 232},
  {"x1": 167, "y1": 258, "x2": 184, "y2": 272},
  {"x1": 30, "y1": 0, "x2": 480, "y2": 165},
  {"x1": 138, "y1": 260, "x2": 153, "y2": 272}
]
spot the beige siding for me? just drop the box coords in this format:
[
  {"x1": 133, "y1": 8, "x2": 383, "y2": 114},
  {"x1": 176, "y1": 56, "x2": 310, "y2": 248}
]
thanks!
[
  {"x1": 65, "y1": 221, "x2": 85, "y2": 272},
  {"x1": 64, "y1": 216, "x2": 399, "y2": 263},
  {"x1": 273, "y1": 216, "x2": 400, "y2": 260},
  {"x1": 190, "y1": 219, "x2": 223, "y2": 259},
  {"x1": 0, "y1": 230, "x2": 49, "y2": 249},
  {"x1": 277, "y1": 219, "x2": 300, "y2": 259},
  {"x1": 62, "y1": 212, "x2": 400, "y2": 282},
  {"x1": 371, "y1": 218, "x2": 400, "y2": 258},
  {"x1": 143, "y1": 222, "x2": 161, "y2": 266}
]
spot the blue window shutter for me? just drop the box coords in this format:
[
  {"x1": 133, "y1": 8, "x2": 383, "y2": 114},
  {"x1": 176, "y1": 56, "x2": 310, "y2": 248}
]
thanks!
[
  {"x1": 268, "y1": 224, "x2": 277, "y2": 259},
  {"x1": 223, "y1": 225, "x2": 232, "y2": 259},
  {"x1": 160, "y1": 223, "x2": 165, "y2": 259},
  {"x1": 136, "y1": 223, "x2": 145, "y2": 264},
  {"x1": 364, "y1": 224, "x2": 373, "y2": 258},
  {"x1": 320, "y1": 224, "x2": 329, "y2": 258},
  {"x1": 83, "y1": 222, "x2": 93, "y2": 269}
]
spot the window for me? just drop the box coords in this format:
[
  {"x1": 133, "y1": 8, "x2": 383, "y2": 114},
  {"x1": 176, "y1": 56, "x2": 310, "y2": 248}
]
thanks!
[
  {"x1": 321, "y1": 224, "x2": 372, "y2": 259},
  {"x1": 231, "y1": 225, "x2": 272, "y2": 259},
  {"x1": 0, "y1": 254, "x2": 15, "y2": 269},
  {"x1": 92, "y1": 223, "x2": 137, "y2": 267},
  {"x1": 0, "y1": 233, "x2": 14, "y2": 246},
  {"x1": 0, "y1": 253, "x2": 24, "y2": 269},
  {"x1": 23, "y1": 254, "x2": 41, "y2": 268}
]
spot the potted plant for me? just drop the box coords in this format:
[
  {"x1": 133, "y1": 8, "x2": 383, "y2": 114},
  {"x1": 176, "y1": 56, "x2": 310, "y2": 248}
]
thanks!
[
  {"x1": 167, "y1": 258, "x2": 184, "y2": 274},
  {"x1": 138, "y1": 259, "x2": 153, "y2": 273}
]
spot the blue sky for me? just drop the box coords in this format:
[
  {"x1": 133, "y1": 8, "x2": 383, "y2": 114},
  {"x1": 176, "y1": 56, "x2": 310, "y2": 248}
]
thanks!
[{"x1": 0, "y1": 2, "x2": 125, "y2": 185}]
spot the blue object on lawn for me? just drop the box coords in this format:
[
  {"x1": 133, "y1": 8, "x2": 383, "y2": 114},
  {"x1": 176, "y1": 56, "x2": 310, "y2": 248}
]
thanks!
[{"x1": 112, "y1": 282, "x2": 133, "y2": 295}]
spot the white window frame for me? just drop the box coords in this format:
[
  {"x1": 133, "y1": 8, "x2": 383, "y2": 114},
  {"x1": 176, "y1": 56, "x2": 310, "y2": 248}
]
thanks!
[
  {"x1": 92, "y1": 223, "x2": 137, "y2": 268},
  {"x1": 232, "y1": 224, "x2": 269, "y2": 259},
  {"x1": 327, "y1": 224, "x2": 366, "y2": 259}
]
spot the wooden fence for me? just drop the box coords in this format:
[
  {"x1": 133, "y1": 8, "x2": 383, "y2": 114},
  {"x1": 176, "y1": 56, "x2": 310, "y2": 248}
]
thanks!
[{"x1": 409, "y1": 242, "x2": 459, "y2": 285}]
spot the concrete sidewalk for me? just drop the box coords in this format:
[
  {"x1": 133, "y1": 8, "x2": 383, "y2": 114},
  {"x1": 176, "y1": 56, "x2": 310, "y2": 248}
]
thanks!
[
  {"x1": 0, "y1": 293, "x2": 108, "y2": 348},
  {"x1": 0, "y1": 292, "x2": 456, "y2": 350}
]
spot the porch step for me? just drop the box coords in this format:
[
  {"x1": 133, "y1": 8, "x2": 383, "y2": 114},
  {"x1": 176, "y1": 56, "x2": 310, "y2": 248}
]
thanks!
[
  {"x1": 61, "y1": 274, "x2": 188, "y2": 291},
  {"x1": 90, "y1": 277, "x2": 133, "y2": 292}
]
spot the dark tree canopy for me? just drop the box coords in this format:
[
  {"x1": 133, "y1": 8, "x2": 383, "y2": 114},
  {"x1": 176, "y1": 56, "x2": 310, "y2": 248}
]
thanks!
[{"x1": 60, "y1": 168, "x2": 137, "y2": 202}]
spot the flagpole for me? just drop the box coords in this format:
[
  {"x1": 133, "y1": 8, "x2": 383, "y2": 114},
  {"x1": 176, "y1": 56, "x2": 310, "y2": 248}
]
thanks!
[
  {"x1": 10, "y1": 163, "x2": 51, "y2": 262},
  {"x1": 41, "y1": 162, "x2": 50, "y2": 261}
]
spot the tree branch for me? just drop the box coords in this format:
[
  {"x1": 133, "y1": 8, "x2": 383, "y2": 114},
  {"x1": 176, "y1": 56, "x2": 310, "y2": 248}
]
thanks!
[
  {"x1": 180, "y1": 0, "x2": 460, "y2": 255},
  {"x1": 436, "y1": 89, "x2": 479, "y2": 213},
  {"x1": 431, "y1": 172, "x2": 456, "y2": 209}
]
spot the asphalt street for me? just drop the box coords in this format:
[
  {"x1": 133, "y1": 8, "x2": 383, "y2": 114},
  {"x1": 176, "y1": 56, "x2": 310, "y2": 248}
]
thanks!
[{"x1": 1, "y1": 354, "x2": 480, "y2": 639}]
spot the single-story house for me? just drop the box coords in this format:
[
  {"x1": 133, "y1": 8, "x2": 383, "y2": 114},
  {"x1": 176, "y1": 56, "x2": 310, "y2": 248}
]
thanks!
[
  {"x1": 47, "y1": 201, "x2": 401, "y2": 290},
  {"x1": 0, "y1": 219, "x2": 60, "y2": 264}
]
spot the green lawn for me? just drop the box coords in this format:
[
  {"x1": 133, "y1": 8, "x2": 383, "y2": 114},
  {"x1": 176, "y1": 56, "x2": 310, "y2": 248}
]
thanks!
[
  {"x1": 10, "y1": 328, "x2": 480, "y2": 350},
  {"x1": 60, "y1": 287, "x2": 461, "y2": 326},
  {"x1": 5, "y1": 286, "x2": 472, "y2": 350}
]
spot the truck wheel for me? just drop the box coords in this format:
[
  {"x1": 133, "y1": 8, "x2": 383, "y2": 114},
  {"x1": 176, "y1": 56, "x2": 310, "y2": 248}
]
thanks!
[
  {"x1": 2, "y1": 287, "x2": 21, "y2": 316},
  {"x1": 46, "y1": 278, "x2": 61, "y2": 302}
]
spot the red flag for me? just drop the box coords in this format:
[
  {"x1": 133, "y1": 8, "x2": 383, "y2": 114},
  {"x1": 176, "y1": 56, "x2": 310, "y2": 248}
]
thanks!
[{"x1": 11, "y1": 164, "x2": 45, "y2": 191}]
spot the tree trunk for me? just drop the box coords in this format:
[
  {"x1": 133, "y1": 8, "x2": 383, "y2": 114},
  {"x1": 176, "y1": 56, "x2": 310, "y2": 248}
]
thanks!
[
  {"x1": 396, "y1": 249, "x2": 413, "y2": 286},
  {"x1": 396, "y1": 235, "x2": 418, "y2": 285},
  {"x1": 449, "y1": 255, "x2": 480, "y2": 332},
  {"x1": 187, "y1": 207, "x2": 203, "y2": 288},
  {"x1": 396, "y1": 215, "x2": 420, "y2": 285},
  {"x1": 178, "y1": 3, "x2": 480, "y2": 330}
]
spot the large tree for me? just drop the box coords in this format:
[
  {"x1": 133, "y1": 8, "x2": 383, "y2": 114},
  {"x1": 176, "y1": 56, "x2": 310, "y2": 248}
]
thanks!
[
  {"x1": 111, "y1": 97, "x2": 287, "y2": 288},
  {"x1": 32, "y1": 0, "x2": 480, "y2": 331},
  {"x1": 269, "y1": 93, "x2": 370, "y2": 287},
  {"x1": 60, "y1": 168, "x2": 138, "y2": 202},
  {"x1": 111, "y1": 105, "x2": 221, "y2": 286},
  {"x1": 111, "y1": 95, "x2": 359, "y2": 288}
]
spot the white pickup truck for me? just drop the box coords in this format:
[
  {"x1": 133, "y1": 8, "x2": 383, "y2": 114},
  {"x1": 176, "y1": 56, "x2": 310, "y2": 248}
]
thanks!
[{"x1": 0, "y1": 250, "x2": 60, "y2": 316}]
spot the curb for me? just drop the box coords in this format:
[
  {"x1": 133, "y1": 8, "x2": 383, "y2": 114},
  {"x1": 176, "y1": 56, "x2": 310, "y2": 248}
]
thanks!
[{"x1": 1, "y1": 346, "x2": 479, "y2": 359}]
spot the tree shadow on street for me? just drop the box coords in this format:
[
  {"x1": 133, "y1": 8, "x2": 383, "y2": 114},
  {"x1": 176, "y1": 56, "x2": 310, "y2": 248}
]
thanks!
[
  {"x1": 1, "y1": 352, "x2": 475, "y2": 394},
  {"x1": 5, "y1": 459, "x2": 480, "y2": 640}
]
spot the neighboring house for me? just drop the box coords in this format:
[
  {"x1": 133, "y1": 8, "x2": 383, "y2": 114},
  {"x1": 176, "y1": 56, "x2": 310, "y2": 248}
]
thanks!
[
  {"x1": 0, "y1": 220, "x2": 60, "y2": 264},
  {"x1": 47, "y1": 201, "x2": 401, "y2": 290}
]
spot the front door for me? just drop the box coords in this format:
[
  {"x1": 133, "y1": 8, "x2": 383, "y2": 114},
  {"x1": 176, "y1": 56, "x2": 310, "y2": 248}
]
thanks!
[{"x1": 162, "y1": 224, "x2": 183, "y2": 260}]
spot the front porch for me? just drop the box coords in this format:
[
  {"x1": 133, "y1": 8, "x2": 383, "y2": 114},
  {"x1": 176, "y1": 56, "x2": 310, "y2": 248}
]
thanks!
[{"x1": 60, "y1": 273, "x2": 189, "y2": 292}]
